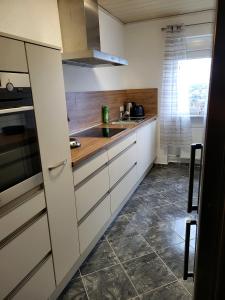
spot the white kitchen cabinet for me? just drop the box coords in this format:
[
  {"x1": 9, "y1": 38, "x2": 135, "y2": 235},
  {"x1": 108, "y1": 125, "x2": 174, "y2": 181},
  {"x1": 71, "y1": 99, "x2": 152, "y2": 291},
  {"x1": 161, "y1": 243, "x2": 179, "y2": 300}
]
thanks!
[
  {"x1": 149, "y1": 120, "x2": 157, "y2": 164},
  {"x1": 78, "y1": 195, "x2": 111, "y2": 254},
  {"x1": 13, "y1": 256, "x2": 55, "y2": 300},
  {"x1": 73, "y1": 150, "x2": 108, "y2": 186},
  {"x1": 0, "y1": 1, "x2": 62, "y2": 48},
  {"x1": 108, "y1": 141, "x2": 137, "y2": 187},
  {"x1": 137, "y1": 120, "x2": 157, "y2": 179},
  {"x1": 0, "y1": 189, "x2": 46, "y2": 243},
  {"x1": 0, "y1": 214, "x2": 51, "y2": 299},
  {"x1": 110, "y1": 164, "x2": 137, "y2": 214},
  {"x1": 75, "y1": 166, "x2": 110, "y2": 221},
  {"x1": 108, "y1": 133, "x2": 136, "y2": 160},
  {"x1": 0, "y1": 36, "x2": 28, "y2": 72},
  {"x1": 26, "y1": 44, "x2": 80, "y2": 285}
]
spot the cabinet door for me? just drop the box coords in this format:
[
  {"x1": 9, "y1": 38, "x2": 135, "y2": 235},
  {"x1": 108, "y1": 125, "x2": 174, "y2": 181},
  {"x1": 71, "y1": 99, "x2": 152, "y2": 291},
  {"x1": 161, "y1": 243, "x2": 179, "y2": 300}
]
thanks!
[
  {"x1": 26, "y1": 44, "x2": 80, "y2": 285},
  {"x1": 149, "y1": 120, "x2": 157, "y2": 164},
  {"x1": 13, "y1": 256, "x2": 55, "y2": 300},
  {"x1": 137, "y1": 121, "x2": 157, "y2": 179},
  {"x1": 110, "y1": 165, "x2": 137, "y2": 214},
  {"x1": 0, "y1": 36, "x2": 28, "y2": 72}
]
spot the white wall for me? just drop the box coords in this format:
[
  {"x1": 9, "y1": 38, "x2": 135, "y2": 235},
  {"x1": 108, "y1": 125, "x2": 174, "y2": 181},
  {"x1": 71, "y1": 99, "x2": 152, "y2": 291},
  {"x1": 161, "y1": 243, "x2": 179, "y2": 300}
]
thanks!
[
  {"x1": 123, "y1": 10, "x2": 216, "y2": 163},
  {"x1": 63, "y1": 9, "x2": 126, "y2": 93},
  {"x1": 0, "y1": 0, "x2": 62, "y2": 48}
]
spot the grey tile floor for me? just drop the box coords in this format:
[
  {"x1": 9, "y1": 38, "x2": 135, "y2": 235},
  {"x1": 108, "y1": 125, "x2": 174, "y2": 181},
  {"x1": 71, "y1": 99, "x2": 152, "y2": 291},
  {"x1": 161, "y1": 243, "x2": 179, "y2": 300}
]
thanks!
[{"x1": 59, "y1": 164, "x2": 198, "y2": 300}]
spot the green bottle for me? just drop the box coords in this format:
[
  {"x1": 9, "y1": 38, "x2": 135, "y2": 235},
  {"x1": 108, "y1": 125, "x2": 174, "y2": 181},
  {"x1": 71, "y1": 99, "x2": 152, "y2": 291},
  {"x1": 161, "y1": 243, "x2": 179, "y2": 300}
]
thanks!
[{"x1": 102, "y1": 105, "x2": 109, "y2": 124}]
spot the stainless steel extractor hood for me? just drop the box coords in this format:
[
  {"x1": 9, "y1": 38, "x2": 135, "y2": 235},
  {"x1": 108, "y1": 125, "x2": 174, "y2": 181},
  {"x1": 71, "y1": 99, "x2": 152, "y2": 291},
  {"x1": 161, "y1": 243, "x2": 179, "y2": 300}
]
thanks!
[{"x1": 58, "y1": 0, "x2": 128, "y2": 67}]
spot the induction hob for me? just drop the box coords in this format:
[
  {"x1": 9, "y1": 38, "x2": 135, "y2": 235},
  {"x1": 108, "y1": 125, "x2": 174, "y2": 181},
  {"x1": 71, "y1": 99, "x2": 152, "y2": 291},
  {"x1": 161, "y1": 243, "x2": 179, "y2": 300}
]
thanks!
[{"x1": 72, "y1": 127, "x2": 127, "y2": 138}]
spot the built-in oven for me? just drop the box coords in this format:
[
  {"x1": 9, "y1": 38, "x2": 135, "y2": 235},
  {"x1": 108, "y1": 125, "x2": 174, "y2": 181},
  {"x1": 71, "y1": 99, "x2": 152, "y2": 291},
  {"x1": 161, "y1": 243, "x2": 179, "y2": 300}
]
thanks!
[{"x1": 0, "y1": 73, "x2": 42, "y2": 208}]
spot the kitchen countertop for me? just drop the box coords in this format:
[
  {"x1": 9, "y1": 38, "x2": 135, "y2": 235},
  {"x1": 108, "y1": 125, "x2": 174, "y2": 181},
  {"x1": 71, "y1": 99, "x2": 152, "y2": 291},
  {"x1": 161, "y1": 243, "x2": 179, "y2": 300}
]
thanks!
[{"x1": 70, "y1": 115, "x2": 157, "y2": 167}]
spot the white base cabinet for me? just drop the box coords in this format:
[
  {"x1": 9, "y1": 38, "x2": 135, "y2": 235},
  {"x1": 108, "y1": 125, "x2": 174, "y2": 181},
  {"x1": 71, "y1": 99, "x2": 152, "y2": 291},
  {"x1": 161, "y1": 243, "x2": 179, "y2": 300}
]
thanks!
[
  {"x1": 78, "y1": 195, "x2": 111, "y2": 254},
  {"x1": 0, "y1": 214, "x2": 51, "y2": 299},
  {"x1": 137, "y1": 120, "x2": 157, "y2": 179},
  {"x1": 73, "y1": 122, "x2": 156, "y2": 257},
  {"x1": 13, "y1": 256, "x2": 55, "y2": 300},
  {"x1": 110, "y1": 164, "x2": 138, "y2": 214}
]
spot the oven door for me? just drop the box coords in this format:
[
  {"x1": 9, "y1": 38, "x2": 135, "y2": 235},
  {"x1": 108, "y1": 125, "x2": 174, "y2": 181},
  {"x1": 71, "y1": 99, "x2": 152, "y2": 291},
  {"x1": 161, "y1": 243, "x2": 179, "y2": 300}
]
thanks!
[{"x1": 0, "y1": 74, "x2": 42, "y2": 207}]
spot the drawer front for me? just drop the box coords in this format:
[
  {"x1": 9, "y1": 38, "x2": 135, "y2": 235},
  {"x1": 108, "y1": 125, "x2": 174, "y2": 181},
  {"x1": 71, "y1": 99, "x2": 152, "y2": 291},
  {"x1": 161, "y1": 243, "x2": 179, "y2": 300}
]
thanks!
[
  {"x1": 0, "y1": 214, "x2": 51, "y2": 299},
  {"x1": 108, "y1": 133, "x2": 136, "y2": 160},
  {"x1": 0, "y1": 36, "x2": 28, "y2": 72},
  {"x1": 110, "y1": 165, "x2": 137, "y2": 214},
  {"x1": 75, "y1": 167, "x2": 110, "y2": 221},
  {"x1": 0, "y1": 190, "x2": 46, "y2": 243},
  {"x1": 109, "y1": 142, "x2": 137, "y2": 188},
  {"x1": 79, "y1": 195, "x2": 111, "y2": 253},
  {"x1": 13, "y1": 256, "x2": 55, "y2": 300},
  {"x1": 73, "y1": 151, "x2": 108, "y2": 186}
]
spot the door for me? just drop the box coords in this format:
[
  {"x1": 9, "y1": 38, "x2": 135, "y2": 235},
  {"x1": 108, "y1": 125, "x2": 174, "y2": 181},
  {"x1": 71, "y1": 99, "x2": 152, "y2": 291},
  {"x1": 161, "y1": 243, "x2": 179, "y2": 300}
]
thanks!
[
  {"x1": 26, "y1": 44, "x2": 80, "y2": 285},
  {"x1": 192, "y1": 0, "x2": 225, "y2": 298}
]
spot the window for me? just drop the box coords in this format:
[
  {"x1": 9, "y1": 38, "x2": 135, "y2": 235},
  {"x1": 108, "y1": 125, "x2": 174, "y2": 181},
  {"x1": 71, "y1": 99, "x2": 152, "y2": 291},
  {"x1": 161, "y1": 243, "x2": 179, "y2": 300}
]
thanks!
[{"x1": 177, "y1": 58, "x2": 211, "y2": 116}]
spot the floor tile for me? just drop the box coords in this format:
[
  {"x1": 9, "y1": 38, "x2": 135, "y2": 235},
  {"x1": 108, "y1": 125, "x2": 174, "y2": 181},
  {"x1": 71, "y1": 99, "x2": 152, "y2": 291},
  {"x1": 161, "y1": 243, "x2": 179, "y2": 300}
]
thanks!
[
  {"x1": 141, "y1": 193, "x2": 170, "y2": 208},
  {"x1": 153, "y1": 204, "x2": 187, "y2": 222},
  {"x1": 143, "y1": 222, "x2": 184, "y2": 252},
  {"x1": 132, "y1": 184, "x2": 160, "y2": 199},
  {"x1": 109, "y1": 234, "x2": 153, "y2": 262},
  {"x1": 180, "y1": 278, "x2": 194, "y2": 295},
  {"x1": 158, "y1": 242, "x2": 195, "y2": 279},
  {"x1": 80, "y1": 240, "x2": 119, "y2": 276},
  {"x1": 171, "y1": 218, "x2": 197, "y2": 240},
  {"x1": 83, "y1": 264, "x2": 137, "y2": 300},
  {"x1": 59, "y1": 277, "x2": 88, "y2": 300},
  {"x1": 140, "y1": 281, "x2": 191, "y2": 299},
  {"x1": 126, "y1": 210, "x2": 162, "y2": 233},
  {"x1": 121, "y1": 196, "x2": 147, "y2": 215},
  {"x1": 123, "y1": 252, "x2": 176, "y2": 294},
  {"x1": 106, "y1": 215, "x2": 139, "y2": 242},
  {"x1": 158, "y1": 190, "x2": 187, "y2": 204},
  {"x1": 142, "y1": 180, "x2": 174, "y2": 193}
]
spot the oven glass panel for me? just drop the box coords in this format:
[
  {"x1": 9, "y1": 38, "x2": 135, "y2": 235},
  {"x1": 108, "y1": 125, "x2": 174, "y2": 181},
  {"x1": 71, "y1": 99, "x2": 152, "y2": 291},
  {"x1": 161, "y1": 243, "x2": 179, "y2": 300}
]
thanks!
[{"x1": 0, "y1": 110, "x2": 42, "y2": 193}]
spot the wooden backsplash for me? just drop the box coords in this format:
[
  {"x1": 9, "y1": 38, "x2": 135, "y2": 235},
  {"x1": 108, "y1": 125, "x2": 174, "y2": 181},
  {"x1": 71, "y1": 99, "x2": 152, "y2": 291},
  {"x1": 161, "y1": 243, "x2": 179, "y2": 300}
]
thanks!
[{"x1": 66, "y1": 89, "x2": 158, "y2": 133}]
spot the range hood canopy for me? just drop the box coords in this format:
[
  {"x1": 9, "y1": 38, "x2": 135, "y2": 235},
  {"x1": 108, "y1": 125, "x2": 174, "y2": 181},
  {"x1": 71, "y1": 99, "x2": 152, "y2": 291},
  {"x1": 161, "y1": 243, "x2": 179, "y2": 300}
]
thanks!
[{"x1": 58, "y1": 0, "x2": 128, "y2": 67}]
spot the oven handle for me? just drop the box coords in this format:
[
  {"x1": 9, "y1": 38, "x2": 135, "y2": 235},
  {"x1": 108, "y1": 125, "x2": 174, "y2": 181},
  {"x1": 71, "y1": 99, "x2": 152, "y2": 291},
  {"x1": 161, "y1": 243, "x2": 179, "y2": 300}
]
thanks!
[
  {"x1": 48, "y1": 159, "x2": 67, "y2": 171},
  {"x1": 188, "y1": 143, "x2": 203, "y2": 213},
  {"x1": 183, "y1": 219, "x2": 197, "y2": 280},
  {"x1": 0, "y1": 106, "x2": 34, "y2": 114}
]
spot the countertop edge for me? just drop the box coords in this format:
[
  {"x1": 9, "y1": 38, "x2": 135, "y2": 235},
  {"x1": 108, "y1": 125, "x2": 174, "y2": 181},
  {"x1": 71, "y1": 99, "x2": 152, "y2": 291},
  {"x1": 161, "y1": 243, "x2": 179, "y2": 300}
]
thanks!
[{"x1": 71, "y1": 115, "x2": 157, "y2": 168}]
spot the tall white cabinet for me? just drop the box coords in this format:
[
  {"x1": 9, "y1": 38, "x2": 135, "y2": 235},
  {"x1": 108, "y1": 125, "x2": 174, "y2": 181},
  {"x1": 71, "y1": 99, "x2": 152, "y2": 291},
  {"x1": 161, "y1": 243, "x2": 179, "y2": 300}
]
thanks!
[{"x1": 26, "y1": 44, "x2": 80, "y2": 285}]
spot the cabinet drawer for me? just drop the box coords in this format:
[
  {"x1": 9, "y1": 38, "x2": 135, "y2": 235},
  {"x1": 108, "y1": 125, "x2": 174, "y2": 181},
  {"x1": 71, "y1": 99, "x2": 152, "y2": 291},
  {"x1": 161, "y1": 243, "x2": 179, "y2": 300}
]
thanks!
[
  {"x1": 13, "y1": 256, "x2": 55, "y2": 300},
  {"x1": 75, "y1": 167, "x2": 110, "y2": 221},
  {"x1": 73, "y1": 151, "x2": 108, "y2": 186},
  {"x1": 0, "y1": 36, "x2": 28, "y2": 72},
  {"x1": 79, "y1": 195, "x2": 111, "y2": 253},
  {"x1": 0, "y1": 190, "x2": 46, "y2": 243},
  {"x1": 110, "y1": 165, "x2": 137, "y2": 214},
  {"x1": 108, "y1": 133, "x2": 136, "y2": 160},
  {"x1": 0, "y1": 214, "x2": 51, "y2": 299},
  {"x1": 109, "y1": 142, "x2": 137, "y2": 188}
]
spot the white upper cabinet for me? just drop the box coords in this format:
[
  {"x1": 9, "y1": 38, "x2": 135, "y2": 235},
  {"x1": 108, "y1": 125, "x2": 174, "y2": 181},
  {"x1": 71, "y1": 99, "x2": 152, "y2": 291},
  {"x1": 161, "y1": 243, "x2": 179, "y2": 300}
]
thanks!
[
  {"x1": 0, "y1": 0, "x2": 62, "y2": 48},
  {"x1": 0, "y1": 36, "x2": 28, "y2": 72},
  {"x1": 26, "y1": 44, "x2": 80, "y2": 285}
]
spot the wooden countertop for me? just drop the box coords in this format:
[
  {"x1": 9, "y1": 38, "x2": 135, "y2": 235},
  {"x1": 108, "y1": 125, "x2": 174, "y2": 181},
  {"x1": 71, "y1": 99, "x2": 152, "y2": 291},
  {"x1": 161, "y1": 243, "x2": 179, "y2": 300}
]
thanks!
[{"x1": 70, "y1": 115, "x2": 157, "y2": 167}]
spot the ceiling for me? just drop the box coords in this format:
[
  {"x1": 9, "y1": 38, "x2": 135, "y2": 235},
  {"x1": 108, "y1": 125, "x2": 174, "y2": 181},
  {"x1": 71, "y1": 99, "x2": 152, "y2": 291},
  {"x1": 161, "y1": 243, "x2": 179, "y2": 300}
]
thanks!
[{"x1": 98, "y1": 0, "x2": 216, "y2": 23}]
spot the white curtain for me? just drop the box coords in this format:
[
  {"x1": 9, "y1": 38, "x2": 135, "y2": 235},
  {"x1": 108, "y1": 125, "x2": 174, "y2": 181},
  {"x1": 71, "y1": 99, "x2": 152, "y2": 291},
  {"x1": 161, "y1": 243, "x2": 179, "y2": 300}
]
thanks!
[{"x1": 160, "y1": 25, "x2": 192, "y2": 155}]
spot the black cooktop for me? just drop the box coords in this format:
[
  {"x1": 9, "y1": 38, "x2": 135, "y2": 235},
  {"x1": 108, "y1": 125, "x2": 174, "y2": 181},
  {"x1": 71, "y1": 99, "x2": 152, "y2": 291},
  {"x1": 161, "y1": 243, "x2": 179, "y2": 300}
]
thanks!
[{"x1": 73, "y1": 127, "x2": 127, "y2": 138}]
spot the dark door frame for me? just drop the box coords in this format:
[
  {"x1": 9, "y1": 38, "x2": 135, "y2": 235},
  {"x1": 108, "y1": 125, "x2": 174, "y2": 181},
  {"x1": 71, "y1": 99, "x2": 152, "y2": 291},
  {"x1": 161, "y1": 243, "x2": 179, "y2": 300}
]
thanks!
[{"x1": 194, "y1": 0, "x2": 225, "y2": 298}]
